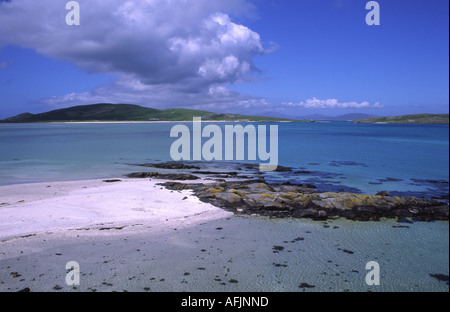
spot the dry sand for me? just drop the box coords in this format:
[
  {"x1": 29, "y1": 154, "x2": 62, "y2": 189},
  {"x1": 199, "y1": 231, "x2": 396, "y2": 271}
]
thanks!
[
  {"x1": 0, "y1": 178, "x2": 239, "y2": 291},
  {"x1": 0, "y1": 178, "x2": 231, "y2": 241}
]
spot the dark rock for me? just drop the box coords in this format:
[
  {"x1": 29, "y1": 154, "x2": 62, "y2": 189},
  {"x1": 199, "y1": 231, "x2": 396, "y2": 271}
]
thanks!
[
  {"x1": 159, "y1": 182, "x2": 202, "y2": 191},
  {"x1": 274, "y1": 165, "x2": 293, "y2": 172},
  {"x1": 298, "y1": 283, "x2": 315, "y2": 289},
  {"x1": 294, "y1": 170, "x2": 312, "y2": 174},
  {"x1": 99, "y1": 226, "x2": 126, "y2": 231},
  {"x1": 244, "y1": 163, "x2": 292, "y2": 172},
  {"x1": 272, "y1": 245, "x2": 285, "y2": 253},
  {"x1": 215, "y1": 192, "x2": 243, "y2": 206},
  {"x1": 293, "y1": 209, "x2": 318, "y2": 219},
  {"x1": 376, "y1": 191, "x2": 390, "y2": 196},
  {"x1": 429, "y1": 274, "x2": 449, "y2": 285},
  {"x1": 411, "y1": 179, "x2": 449, "y2": 185},
  {"x1": 126, "y1": 172, "x2": 200, "y2": 181},
  {"x1": 280, "y1": 181, "x2": 316, "y2": 189},
  {"x1": 103, "y1": 179, "x2": 122, "y2": 183},
  {"x1": 135, "y1": 162, "x2": 201, "y2": 170},
  {"x1": 10, "y1": 272, "x2": 21, "y2": 278},
  {"x1": 378, "y1": 177, "x2": 403, "y2": 182},
  {"x1": 193, "y1": 171, "x2": 238, "y2": 176}
]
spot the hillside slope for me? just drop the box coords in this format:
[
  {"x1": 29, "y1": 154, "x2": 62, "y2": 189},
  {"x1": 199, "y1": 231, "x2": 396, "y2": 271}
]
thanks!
[{"x1": 0, "y1": 104, "x2": 301, "y2": 123}]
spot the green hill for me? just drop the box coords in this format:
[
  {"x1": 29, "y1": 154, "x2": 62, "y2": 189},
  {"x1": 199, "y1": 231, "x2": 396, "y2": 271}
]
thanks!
[
  {"x1": 355, "y1": 114, "x2": 449, "y2": 124},
  {"x1": 0, "y1": 104, "x2": 302, "y2": 123}
]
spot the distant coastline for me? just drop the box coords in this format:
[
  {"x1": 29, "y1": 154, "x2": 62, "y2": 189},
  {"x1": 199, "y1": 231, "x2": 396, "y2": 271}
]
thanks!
[
  {"x1": 0, "y1": 103, "x2": 304, "y2": 123},
  {"x1": 1, "y1": 104, "x2": 448, "y2": 124},
  {"x1": 48, "y1": 120, "x2": 295, "y2": 124},
  {"x1": 355, "y1": 113, "x2": 449, "y2": 125}
]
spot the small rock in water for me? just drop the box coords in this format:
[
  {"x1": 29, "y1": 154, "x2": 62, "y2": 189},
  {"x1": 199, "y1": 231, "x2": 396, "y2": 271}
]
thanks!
[
  {"x1": 273, "y1": 263, "x2": 288, "y2": 267},
  {"x1": 298, "y1": 283, "x2": 315, "y2": 289},
  {"x1": 290, "y1": 237, "x2": 304, "y2": 243},
  {"x1": 10, "y1": 272, "x2": 21, "y2": 278},
  {"x1": 272, "y1": 245, "x2": 285, "y2": 253},
  {"x1": 429, "y1": 274, "x2": 449, "y2": 285}
]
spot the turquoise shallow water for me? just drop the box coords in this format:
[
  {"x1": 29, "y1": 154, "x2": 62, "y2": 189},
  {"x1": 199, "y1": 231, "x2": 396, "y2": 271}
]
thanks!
[
  {"x1": 1, "y1": 215, "x2": 448, "y2": 292},
  {"x1": 0, "y1": 122, "x2": 448, "y2": 196}
]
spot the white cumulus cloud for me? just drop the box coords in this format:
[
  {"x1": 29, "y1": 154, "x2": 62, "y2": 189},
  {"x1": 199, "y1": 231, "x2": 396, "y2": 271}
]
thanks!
[
  {"x1": 0, "y1": 0, "x2": 264, "y2": 87},
  {"x1": 0, "y1": 0, "x2": 272, "y2": 111}
]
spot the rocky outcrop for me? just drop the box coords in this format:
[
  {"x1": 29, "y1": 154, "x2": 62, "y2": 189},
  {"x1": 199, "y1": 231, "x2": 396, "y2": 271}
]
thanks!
[
  {"x1": 126, "y1": 172, "x2": 200, "y2": 181},
  {"x1": 160, "y1": 180, "x2": 449, "y2": 221},
  {"x1": 125, "y1": 161, "x2": 449, "y2": 221},
  {"x1": 135, "y1": 163, "x2": 201, "y2": 170}
]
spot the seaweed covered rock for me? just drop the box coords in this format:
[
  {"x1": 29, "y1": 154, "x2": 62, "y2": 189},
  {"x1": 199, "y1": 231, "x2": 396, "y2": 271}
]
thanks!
[
  {"x1": 126, "y1": 172, "x2": 200, "y2": 181},
  {"x1": 160, "y1": 180, "x2": 449, "y2": 221}
]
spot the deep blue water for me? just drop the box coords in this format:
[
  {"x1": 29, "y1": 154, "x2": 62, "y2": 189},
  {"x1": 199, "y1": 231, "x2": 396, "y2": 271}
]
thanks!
[{"x1": 0, "y1": 122, "x2": 448, "y2": 198}]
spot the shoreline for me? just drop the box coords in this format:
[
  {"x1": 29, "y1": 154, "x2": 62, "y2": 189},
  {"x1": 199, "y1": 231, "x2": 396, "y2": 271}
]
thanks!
[{"x1": 0, "y1": 120, "x2": 299, "y2": 125}]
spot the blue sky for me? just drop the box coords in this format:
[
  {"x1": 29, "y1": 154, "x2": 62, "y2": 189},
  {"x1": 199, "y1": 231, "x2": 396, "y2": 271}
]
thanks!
[{"x1": 0, "y1": 0, "x2": 448, "y2": 119}]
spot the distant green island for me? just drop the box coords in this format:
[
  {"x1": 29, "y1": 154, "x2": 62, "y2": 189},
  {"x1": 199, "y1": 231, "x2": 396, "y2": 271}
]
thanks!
[
  {"x1": 355, "y1": 114, "x2": 449, "y2": 124},
  {"x1": 0, "y1": 104, "x2": 302, "y2": 123},
  {"x1": 1, "y1": 104, "x2": 448, "y2": 124}
]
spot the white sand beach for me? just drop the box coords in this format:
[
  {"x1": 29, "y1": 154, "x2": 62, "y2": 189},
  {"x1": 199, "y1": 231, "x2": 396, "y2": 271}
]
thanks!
[
  {"x1": 0, "y1": 178, "x2": 236, "y2": 291},
  {"x1": 0, "y1": 178, "x2": 232, "y2": 241},
  {"x1": 1, "y1": 178, "x2": 448, "y2": 292}
]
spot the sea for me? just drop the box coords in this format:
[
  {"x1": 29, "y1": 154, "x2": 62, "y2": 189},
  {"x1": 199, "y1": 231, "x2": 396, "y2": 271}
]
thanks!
[{"x1": 0, "y1": 121, "x2": 448, "y2": 291}]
